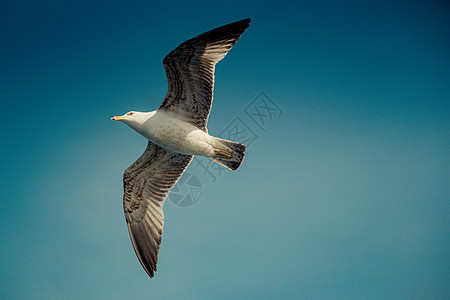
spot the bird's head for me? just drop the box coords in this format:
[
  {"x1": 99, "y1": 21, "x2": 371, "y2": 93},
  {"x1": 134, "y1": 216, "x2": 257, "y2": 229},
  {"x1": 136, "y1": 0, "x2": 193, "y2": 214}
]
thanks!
[
  {"x1": 111, "y1": 111, "x2": 137, "y2": 122},
  {"x1": 111, "y1": 110, "x2": 149, "y2": 128},
  {"x1": 111, "y1": 110, "x2": 157, "y2": 132}
]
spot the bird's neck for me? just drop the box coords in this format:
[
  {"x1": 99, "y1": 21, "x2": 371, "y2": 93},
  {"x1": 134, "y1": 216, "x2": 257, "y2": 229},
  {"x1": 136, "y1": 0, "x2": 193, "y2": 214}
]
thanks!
[{"x1": 126, "y1": 111, "x2": 156, "y2": 135}]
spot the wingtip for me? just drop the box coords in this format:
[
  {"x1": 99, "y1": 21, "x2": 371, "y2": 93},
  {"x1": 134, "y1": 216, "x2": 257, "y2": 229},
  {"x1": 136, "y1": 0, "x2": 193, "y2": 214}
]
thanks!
[
  {"x1": 142, "y1": 258, "x2": 157, "y2": 278},
  {"x1": 146, "y1": 268, "x2": 155, "y2": 278},
  {"x1": 237, "y1": 17, "x2": 251, "y2": 23},
  {"x1": 220, "y1": 18, "x2": 251, "y2": 32},
  {"x1": 225, "y1": 18, "x2": 251, "y2": 38},
  {"x1": 235, "y1": 18, "x2": 251, "y2": 28},
  {"x1": 243, "y1": 18, "x2": 251, "y2": 29}
]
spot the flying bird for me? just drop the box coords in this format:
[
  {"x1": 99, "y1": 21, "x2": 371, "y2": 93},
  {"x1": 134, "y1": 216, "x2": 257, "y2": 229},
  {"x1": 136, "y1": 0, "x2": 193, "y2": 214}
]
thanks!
[{"x1": 111, "y1": 18, "x2": 251, "y2": 278}]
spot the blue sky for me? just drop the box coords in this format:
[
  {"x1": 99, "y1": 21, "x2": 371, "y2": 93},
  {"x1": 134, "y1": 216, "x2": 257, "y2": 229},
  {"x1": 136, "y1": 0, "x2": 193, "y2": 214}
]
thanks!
[{"x1": 1, "y1": 0, "x2": 449, "y2": 299}]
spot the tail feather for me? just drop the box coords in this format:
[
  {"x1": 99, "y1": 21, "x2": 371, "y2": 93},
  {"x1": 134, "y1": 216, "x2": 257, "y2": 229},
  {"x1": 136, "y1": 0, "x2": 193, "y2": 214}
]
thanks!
[{"x1": 210, "y1": 137, "x2": 246, "y2": 171}]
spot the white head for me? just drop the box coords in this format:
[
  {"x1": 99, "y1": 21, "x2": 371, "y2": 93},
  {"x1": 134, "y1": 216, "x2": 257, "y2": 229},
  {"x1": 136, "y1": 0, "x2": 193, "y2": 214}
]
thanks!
[{"x1": 111, "y1": 111, "x2": 150, "y2": 131}]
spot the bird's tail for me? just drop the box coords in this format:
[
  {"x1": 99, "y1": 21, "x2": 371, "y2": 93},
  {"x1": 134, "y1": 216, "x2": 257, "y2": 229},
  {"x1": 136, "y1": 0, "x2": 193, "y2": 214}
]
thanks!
[{"x1": 209, "y1": 137, "x2": 246, "y2": 171}]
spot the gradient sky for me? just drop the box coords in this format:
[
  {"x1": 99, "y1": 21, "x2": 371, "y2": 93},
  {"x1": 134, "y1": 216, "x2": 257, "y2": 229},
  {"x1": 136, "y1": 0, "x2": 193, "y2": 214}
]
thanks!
[{"x1": 1, "y1": 0, "x2": 449, "y2": 299}]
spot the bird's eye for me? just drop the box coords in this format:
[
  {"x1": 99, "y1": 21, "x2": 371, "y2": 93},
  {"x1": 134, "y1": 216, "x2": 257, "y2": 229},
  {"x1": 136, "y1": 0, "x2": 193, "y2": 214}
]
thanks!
[{"x1": 127, "y1": 112, "x2": 134, "y2": 116}]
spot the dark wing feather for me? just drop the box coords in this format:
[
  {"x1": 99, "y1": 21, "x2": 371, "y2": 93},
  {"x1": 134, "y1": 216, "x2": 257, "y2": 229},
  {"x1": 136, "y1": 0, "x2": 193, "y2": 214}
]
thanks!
[
  {"x1": 159, "y1": 18, "x2": 251, "y2": 131},
  {"x1": 123, "y1": 142, "x2": 193, "y2": 277}
]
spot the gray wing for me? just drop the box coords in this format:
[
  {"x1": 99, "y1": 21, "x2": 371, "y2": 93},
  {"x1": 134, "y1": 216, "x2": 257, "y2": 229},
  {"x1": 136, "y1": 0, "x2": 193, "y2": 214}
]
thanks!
[
  {"x1": 159, "y1": 18, "x2": 251, "y2": 131},
  {"x1": 123, "y1": 142, "x2": 193, "y2": 277}
]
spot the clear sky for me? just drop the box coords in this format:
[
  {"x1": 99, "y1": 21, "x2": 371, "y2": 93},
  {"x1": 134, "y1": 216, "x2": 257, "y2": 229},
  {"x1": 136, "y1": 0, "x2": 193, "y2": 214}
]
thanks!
[{"x1": 1, "y1": 0, "x2": 449, "y2": 299}]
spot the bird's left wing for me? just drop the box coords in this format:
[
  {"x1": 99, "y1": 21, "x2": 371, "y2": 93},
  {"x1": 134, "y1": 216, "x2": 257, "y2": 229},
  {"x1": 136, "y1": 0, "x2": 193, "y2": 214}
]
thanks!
[
  {"x1": 159, "y1": 18, "x2": 251, "y2": 131},
  {"x1": 123, "y1": 141, "x2": 193, "y2": 277}
]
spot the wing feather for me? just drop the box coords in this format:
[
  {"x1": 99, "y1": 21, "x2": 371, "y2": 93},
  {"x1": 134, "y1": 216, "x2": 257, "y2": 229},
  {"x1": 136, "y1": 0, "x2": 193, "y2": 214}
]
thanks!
[
  {"x1": 159, "y1": 18, "x2": 251, "y2": 130},
  {"x1": 123, "y1": 142, "x2": 193, "y2": 277}
]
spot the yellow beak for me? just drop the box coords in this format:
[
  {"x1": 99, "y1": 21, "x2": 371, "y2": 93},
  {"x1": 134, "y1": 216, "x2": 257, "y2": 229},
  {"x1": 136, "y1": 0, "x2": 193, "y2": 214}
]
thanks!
[{"x1": 111, "y1": 115, "x2": 126, "y2": 121}]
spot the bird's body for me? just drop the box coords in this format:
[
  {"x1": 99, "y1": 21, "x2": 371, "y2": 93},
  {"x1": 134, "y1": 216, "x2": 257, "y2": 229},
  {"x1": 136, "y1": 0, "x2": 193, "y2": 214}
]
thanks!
[
  {"x1": 122, "y1": 110, "x2": 218, "y2": 157},
  {"x1": 112, "y1": 18, "x2": 251, "y2": 278}
]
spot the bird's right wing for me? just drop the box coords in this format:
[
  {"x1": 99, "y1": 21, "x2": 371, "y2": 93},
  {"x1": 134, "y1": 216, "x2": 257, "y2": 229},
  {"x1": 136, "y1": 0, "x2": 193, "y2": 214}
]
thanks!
[{"x1": 123, "y1": 141, "x2": 193, "y2": 277}]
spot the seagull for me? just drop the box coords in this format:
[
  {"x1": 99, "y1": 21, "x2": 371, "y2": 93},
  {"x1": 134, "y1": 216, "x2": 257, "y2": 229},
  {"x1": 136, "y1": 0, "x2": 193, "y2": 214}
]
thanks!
[{"x1": 111, "y1": 18, "x2": 250, "y2": 278}]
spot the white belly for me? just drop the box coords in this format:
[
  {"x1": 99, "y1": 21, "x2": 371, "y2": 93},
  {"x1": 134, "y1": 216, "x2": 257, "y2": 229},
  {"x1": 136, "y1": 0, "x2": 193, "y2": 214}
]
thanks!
[{"x1": 139, "y1": 110, "x2": 214, "y2": 156}]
